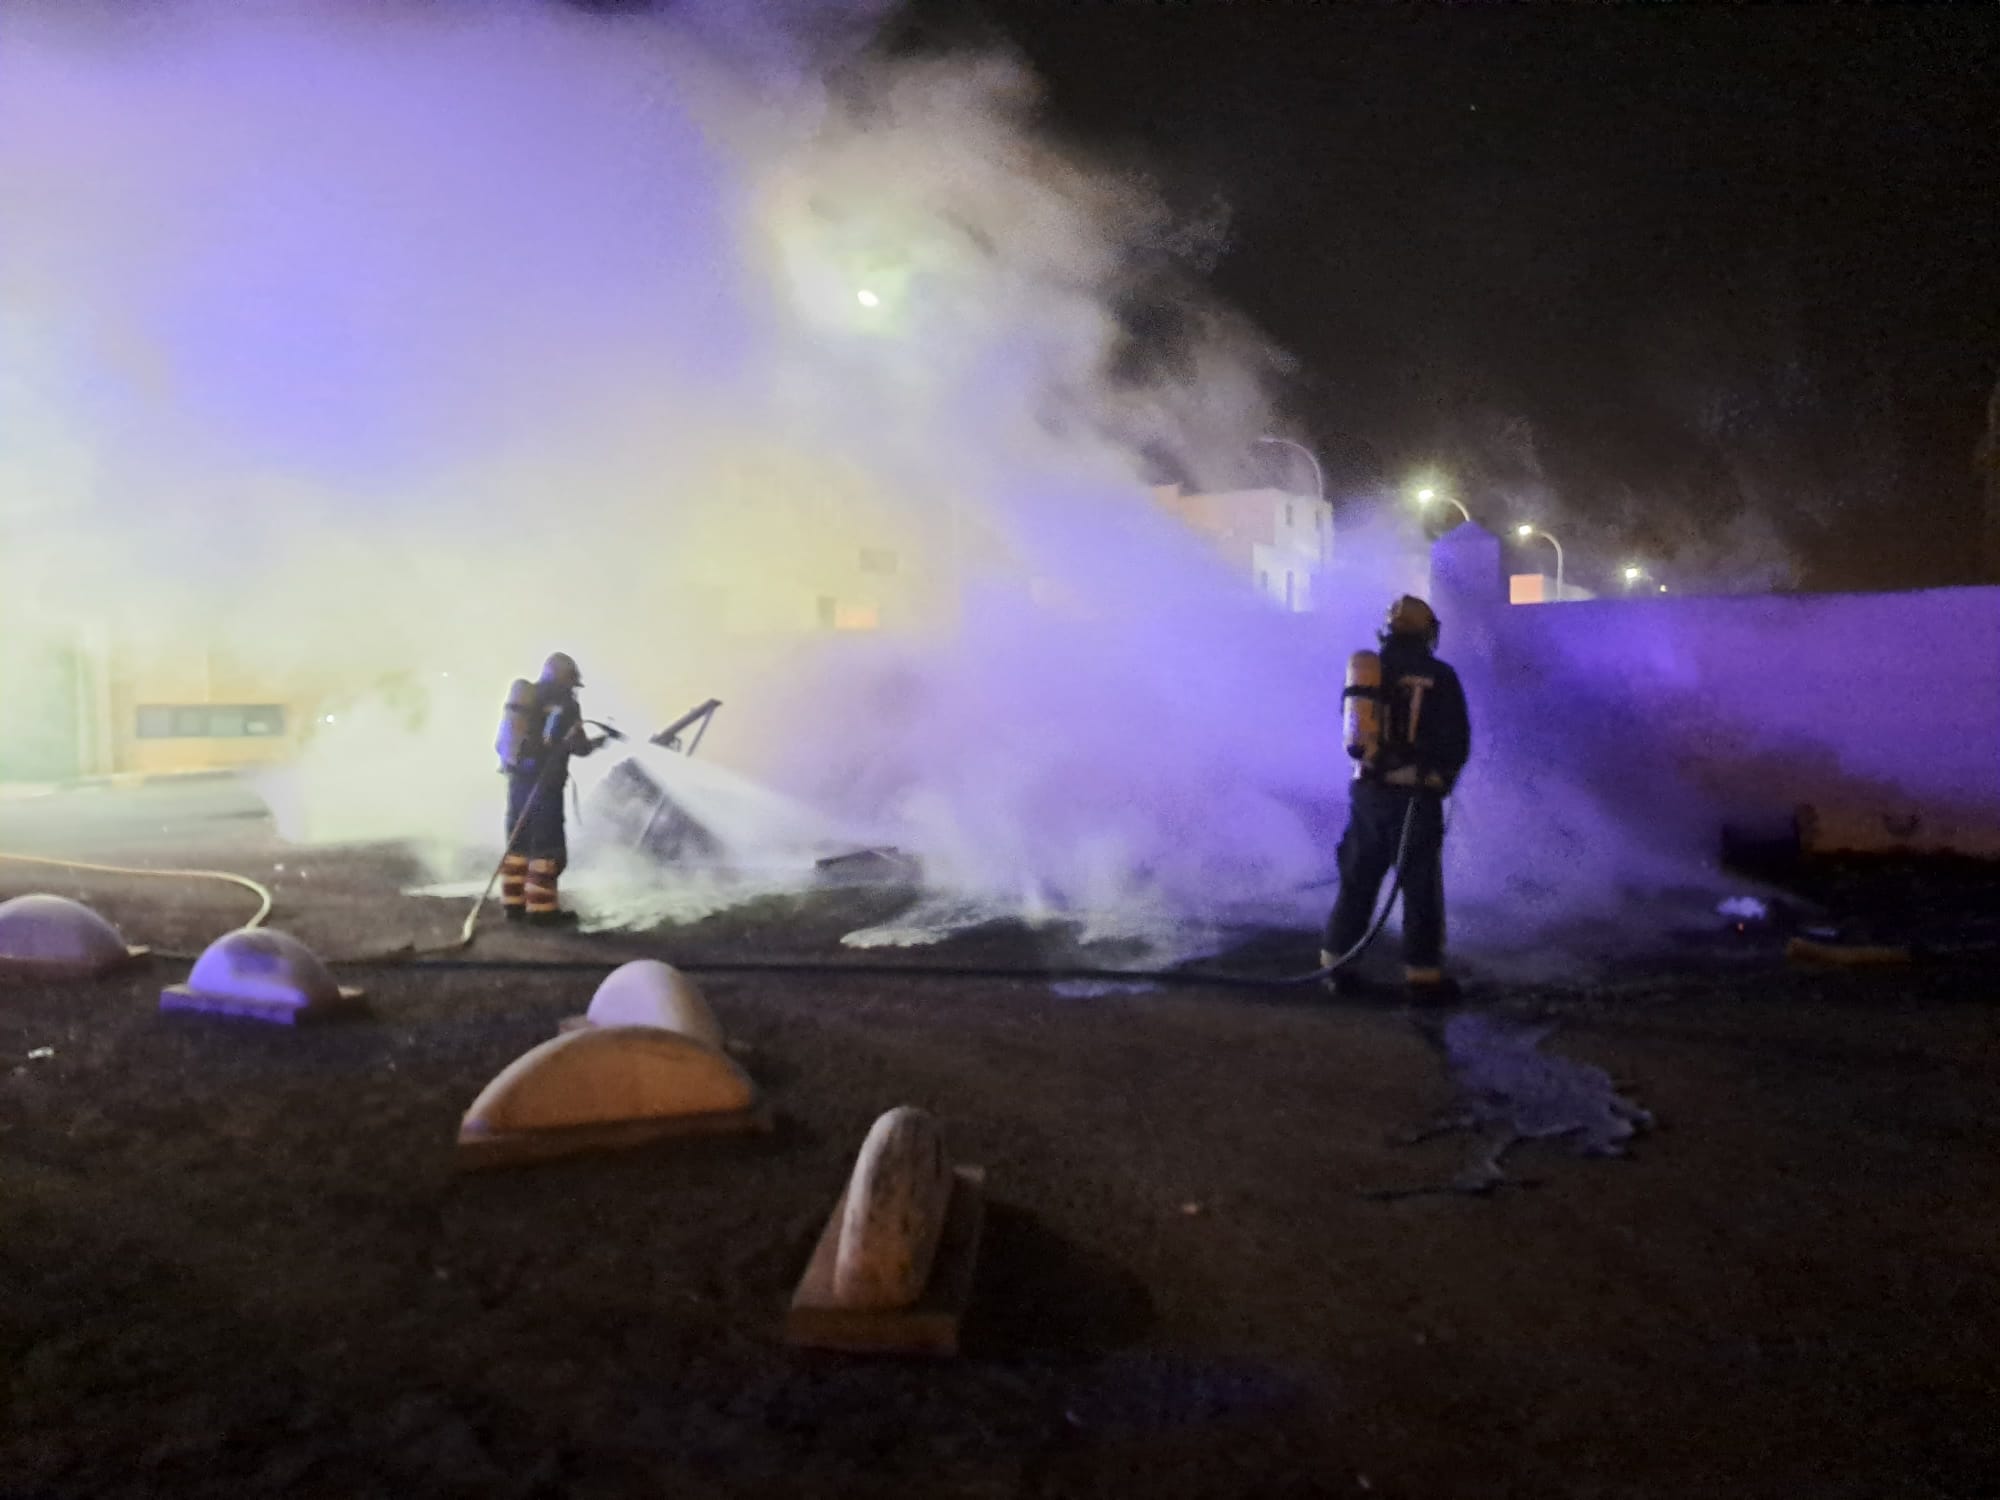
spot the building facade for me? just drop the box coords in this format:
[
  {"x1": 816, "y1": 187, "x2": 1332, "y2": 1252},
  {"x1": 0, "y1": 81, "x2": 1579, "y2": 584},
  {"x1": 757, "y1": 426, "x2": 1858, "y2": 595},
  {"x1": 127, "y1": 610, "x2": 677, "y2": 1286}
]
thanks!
[
  {"x1": 0, "y1": 537, "x2": 920, "y2": 786},
  {"x1": 1151, "y1": 484, "x2": 1330, "y2": 611}
]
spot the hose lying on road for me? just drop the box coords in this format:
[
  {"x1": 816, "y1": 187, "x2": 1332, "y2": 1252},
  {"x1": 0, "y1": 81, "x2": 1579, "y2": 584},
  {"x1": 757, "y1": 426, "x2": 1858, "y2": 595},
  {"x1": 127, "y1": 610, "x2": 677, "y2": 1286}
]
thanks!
[
  {"x1": 0, "y1": 799, "x2": 1426, "y2": 990},
  {"x1": 305, "y1": 798, "x2": 1427, "y2": 991},
  {"x1": 0, "y1": 851, "x2": 274, "y2": 961}
]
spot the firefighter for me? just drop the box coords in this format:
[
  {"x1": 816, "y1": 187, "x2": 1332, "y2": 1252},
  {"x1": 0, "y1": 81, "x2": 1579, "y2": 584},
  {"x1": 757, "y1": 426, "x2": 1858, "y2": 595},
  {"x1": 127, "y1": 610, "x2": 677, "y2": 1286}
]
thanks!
[
  {"x1": 495, "y1": 652, "x2": 606, "y2": 925},
  {"x1": 1323, "y1": 595, "x2": 1472, "y2": 999}
]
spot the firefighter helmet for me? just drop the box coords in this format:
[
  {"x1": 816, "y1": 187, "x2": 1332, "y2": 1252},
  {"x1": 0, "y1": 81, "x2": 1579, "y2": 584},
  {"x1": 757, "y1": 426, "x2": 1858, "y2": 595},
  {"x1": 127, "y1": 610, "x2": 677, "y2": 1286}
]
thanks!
[
  {"x1": 539, "y1": 651, "x2": 584, "y2": 690},
  {"x1": 1381, "y1": 595, "x2": 1440, "y2": 648}
]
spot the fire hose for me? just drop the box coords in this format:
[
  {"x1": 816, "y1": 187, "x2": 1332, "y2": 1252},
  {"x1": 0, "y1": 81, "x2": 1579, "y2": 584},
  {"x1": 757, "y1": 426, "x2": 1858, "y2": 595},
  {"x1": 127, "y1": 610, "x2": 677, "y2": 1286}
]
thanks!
[
  {"x1": 403, "y1": 793, "x2": 1425, "y2": 989},
  {"x1": 457, "y1": 721, "x2": 629, "y2": 947},
  {"x1": 0, "y1": 851, "x2": 274, "y2": 964},
  {"x1": 0, "y1": 720, "x2": 630, "y2": 964},
  {"x1": 2, "y1": 790, "x2": 1425, "y2": 990}
]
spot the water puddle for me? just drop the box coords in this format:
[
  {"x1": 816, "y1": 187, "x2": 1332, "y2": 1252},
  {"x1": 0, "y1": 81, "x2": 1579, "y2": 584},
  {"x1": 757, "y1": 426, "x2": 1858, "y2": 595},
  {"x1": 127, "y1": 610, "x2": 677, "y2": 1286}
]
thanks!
[{"x1": 1371, "y1": 1012, "x2": 1653, "y2": 1199}]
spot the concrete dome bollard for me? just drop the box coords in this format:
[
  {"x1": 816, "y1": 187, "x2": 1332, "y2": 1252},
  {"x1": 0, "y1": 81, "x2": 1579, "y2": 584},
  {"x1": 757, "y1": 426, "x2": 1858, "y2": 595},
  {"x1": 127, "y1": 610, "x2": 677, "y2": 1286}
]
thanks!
[
  {"x1": 160, "y1": 927, "x2": 366, "y2": 1024},
  {"x1": 0, "y1": 894, "x2": 148, "y2": 979},
  {"x1": 559, "y1": 959, "x2": 723, "y2": 1047},
  {"x1": 835, "y1": 1107, "x2": 956, "y2": 1311},
  {"x1": 788, "y1": 1106, "x2": 987, "y2": 1356},
  {"x1": 457, "y1": 1023, "x2": 768, "y2": 1170}
]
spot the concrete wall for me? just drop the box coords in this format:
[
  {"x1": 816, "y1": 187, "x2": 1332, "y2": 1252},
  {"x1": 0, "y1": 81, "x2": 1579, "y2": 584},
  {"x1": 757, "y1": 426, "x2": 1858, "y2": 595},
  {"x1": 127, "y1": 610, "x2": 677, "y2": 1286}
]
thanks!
[{"x1": 1438, "y1": 528, "x2": 2000, "y2": 853}]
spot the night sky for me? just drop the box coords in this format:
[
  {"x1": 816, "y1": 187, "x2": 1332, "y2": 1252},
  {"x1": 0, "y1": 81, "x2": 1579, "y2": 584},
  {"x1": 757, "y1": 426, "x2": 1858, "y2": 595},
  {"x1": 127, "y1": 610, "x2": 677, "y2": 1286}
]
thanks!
[{"x1": 884, "y1": 2, "x2": 2000, "y2": 593}]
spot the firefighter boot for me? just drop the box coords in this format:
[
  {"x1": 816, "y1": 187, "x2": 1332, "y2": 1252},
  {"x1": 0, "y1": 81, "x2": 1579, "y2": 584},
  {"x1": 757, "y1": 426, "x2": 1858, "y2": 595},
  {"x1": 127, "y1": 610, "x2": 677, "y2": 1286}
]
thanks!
[
  {"x1": 523, "y1": 858, "x2": 580, "y2": 927},
  {"x1": 1319, "y1": 950, "x2": 1372, "y2": 999},
  {"x1": 500, "y1": 854, "x2": 530, "y2": 923}
]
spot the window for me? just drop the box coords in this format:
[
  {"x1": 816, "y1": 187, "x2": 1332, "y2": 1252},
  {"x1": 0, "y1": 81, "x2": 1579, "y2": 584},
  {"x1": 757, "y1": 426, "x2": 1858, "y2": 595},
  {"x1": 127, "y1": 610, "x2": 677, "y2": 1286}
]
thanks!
[
  {"x1": 858, "y1": 547, "x2": 898, "y2": 575},
  {"x1": 1285, "y1": 502, "x2": 1294, "y2": 528},
  {"x1": 1285, "y1": 572, "x2": 1295, "y2": 609},
  {"x1": 205, "y1": 706, "x2": 248, "y2": 738},
  {"x1": 1257, "y1": 568, "x2": 1270, "y2": 594},
  {"x1": 816, "y1": 595, "x2": 839, "y2": 629},
  {"x1": 135, "y1": 704, "x2": 287, "y2": 739}
]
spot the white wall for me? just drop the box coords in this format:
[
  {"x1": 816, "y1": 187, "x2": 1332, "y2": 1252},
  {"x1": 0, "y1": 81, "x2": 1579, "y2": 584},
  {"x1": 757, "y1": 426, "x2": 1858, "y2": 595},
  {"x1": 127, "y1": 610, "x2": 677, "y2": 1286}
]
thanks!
[{"x1": 1483, "y1": 581, "x2": 2000, "y2": 852}]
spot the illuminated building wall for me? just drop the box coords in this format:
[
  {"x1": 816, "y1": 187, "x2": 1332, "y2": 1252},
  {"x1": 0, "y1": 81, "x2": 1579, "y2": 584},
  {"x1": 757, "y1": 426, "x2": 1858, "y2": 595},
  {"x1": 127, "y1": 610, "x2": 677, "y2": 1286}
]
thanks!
[
  {"x1": 0, "y1": 533, "x2": 917, "y2": 784},
  {"x1": 1152, "y1": 484, "x2": 1330, "y2": 611}
]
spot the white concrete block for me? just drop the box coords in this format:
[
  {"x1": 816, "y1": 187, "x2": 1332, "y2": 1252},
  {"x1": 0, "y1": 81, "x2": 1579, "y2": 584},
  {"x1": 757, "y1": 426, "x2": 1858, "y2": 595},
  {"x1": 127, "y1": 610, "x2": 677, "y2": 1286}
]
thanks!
[
  {"x1": 0, "y1": 894, "x2": 146, "y2": 979},
  {"x1": 160, "y1": 927, "x2": 363, "y2": 1024},
  {"x1": 580, "y1": 960, "x2": 722, "y2": 1048},
  {"x1": 457, "y1": 1024, "x2": 765, "y2": 1168},
  {"x1": 833, "y1": 1106, "x2": 955, "y2": 1312}
]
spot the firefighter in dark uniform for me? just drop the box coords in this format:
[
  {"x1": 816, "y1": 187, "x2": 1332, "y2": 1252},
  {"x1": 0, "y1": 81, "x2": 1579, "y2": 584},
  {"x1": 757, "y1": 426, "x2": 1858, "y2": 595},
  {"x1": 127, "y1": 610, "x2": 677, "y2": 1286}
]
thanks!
[
  {"x1": 496, "y1": 652, "x2": 605, "y2": 925},
  {"x1": 1323, "y1": 596, "x2": 1472, "y2": 998}
]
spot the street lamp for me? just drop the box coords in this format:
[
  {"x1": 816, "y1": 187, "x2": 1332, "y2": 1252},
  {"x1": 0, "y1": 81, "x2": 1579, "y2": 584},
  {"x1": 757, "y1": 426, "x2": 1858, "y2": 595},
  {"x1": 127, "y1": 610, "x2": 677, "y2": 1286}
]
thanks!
[
  {"x1": 1622, "y1": 564, "x2": 1644, "y2": 586},
  {"x1": 1256, "y1": 436, "x2": 1324, "y2": 503},
  {"x1": 1516, "y1": 523, "x2": 1566, "y2": 602},
  {"x1": 1415, "y1": 485, "x2": 1474, "y2": 527}
]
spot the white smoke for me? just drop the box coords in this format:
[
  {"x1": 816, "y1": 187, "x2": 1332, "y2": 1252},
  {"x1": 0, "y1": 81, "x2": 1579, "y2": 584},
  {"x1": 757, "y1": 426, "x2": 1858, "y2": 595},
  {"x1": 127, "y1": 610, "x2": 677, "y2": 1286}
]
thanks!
[{"x1": 0, "y1": 0, "x2": 1735, "y2": 968}]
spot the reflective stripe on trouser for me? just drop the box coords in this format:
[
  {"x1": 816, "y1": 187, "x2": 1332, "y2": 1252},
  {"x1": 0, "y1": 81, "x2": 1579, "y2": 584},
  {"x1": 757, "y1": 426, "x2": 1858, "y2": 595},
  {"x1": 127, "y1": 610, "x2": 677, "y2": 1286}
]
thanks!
[
  {"x1": 526, "y1": 858, "x2": 560, "y2": 914},
  {"x1": 500, "y1": 853, "x2": 530, "y2": 912}
]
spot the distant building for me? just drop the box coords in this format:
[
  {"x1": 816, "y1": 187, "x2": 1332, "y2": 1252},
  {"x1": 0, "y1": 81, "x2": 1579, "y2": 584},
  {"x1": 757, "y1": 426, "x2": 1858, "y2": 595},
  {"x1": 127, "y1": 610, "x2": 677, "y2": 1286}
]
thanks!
[
  {"x1": 0, "y1": 534, "x2": 921, "y2": 786},
  {"x1": 0, "y1": 616, "x2": 322, "y2": 783},
  {"x1": 1152, "y1": 484, "x2": 1330, "y2": 611},
  {"x1": 1509, "y1": 573, "x2": 1597, "y2": 604}
]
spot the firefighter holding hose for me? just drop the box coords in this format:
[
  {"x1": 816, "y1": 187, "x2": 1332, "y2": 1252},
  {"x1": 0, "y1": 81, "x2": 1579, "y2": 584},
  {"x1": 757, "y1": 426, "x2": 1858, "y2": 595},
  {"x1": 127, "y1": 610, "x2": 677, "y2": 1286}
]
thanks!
[
  {"x1": 495, "y1": 652, "x2": 606, "y2": 925},
  {"x1": 1325, "y1": 596, "x2": 1472, "y2": 1000}
]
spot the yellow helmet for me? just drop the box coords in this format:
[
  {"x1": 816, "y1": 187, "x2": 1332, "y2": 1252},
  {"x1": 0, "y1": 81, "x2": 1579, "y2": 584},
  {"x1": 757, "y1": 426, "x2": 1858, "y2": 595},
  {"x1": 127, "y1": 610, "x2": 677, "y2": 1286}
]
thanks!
[{"x1": 1382, "y1": 595, "x2": 1440, "y2": 647}]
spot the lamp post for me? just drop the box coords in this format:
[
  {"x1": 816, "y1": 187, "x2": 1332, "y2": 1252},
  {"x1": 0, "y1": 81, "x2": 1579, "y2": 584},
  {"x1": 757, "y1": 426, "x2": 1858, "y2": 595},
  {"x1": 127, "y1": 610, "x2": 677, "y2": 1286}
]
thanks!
[
  {"x1": 1415, "y1": 485, "x2": 1474, "y2": 527},
  {"x1": 1257, "y1": 435, "x2": 1330, "y2": 564},
  {"x1": 1516, "y1": 523, "x2": 1565, "y2": 602},
  {"x1": 1257, "y1": 436, "x2": 1324, "y2": 502}
]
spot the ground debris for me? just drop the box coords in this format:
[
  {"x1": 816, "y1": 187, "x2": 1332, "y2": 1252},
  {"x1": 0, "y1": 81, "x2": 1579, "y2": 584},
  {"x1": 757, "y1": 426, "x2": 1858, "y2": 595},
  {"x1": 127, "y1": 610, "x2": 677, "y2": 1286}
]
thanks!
[{"x1": 1367, "y1": 1011, "x2": 1652, "y2": 1200}]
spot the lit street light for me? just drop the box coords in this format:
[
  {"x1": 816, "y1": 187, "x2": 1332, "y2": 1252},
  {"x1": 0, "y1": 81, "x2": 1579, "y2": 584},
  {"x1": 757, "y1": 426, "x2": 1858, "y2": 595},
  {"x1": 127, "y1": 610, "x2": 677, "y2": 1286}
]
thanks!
[
  {"x1": 1516, "y1": 523, "x2": 1566, "y2": 602},
  {"x1": 1622, "y1": 564, "x2": 1644, "y2": 585},
  {"x1": 855, "y1": 288, "x2": 881, "y2": 309},
  {"x1": 1415, "y1": 485, "x2": 1474, "y2": 527}
]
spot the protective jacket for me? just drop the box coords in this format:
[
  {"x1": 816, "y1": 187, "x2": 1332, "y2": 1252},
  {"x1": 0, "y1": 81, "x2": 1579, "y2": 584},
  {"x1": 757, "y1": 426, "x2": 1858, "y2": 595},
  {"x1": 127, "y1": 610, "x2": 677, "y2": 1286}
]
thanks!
[{"x1": 1366, "y1": 635, "x2": 1472, "y2": 794}]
